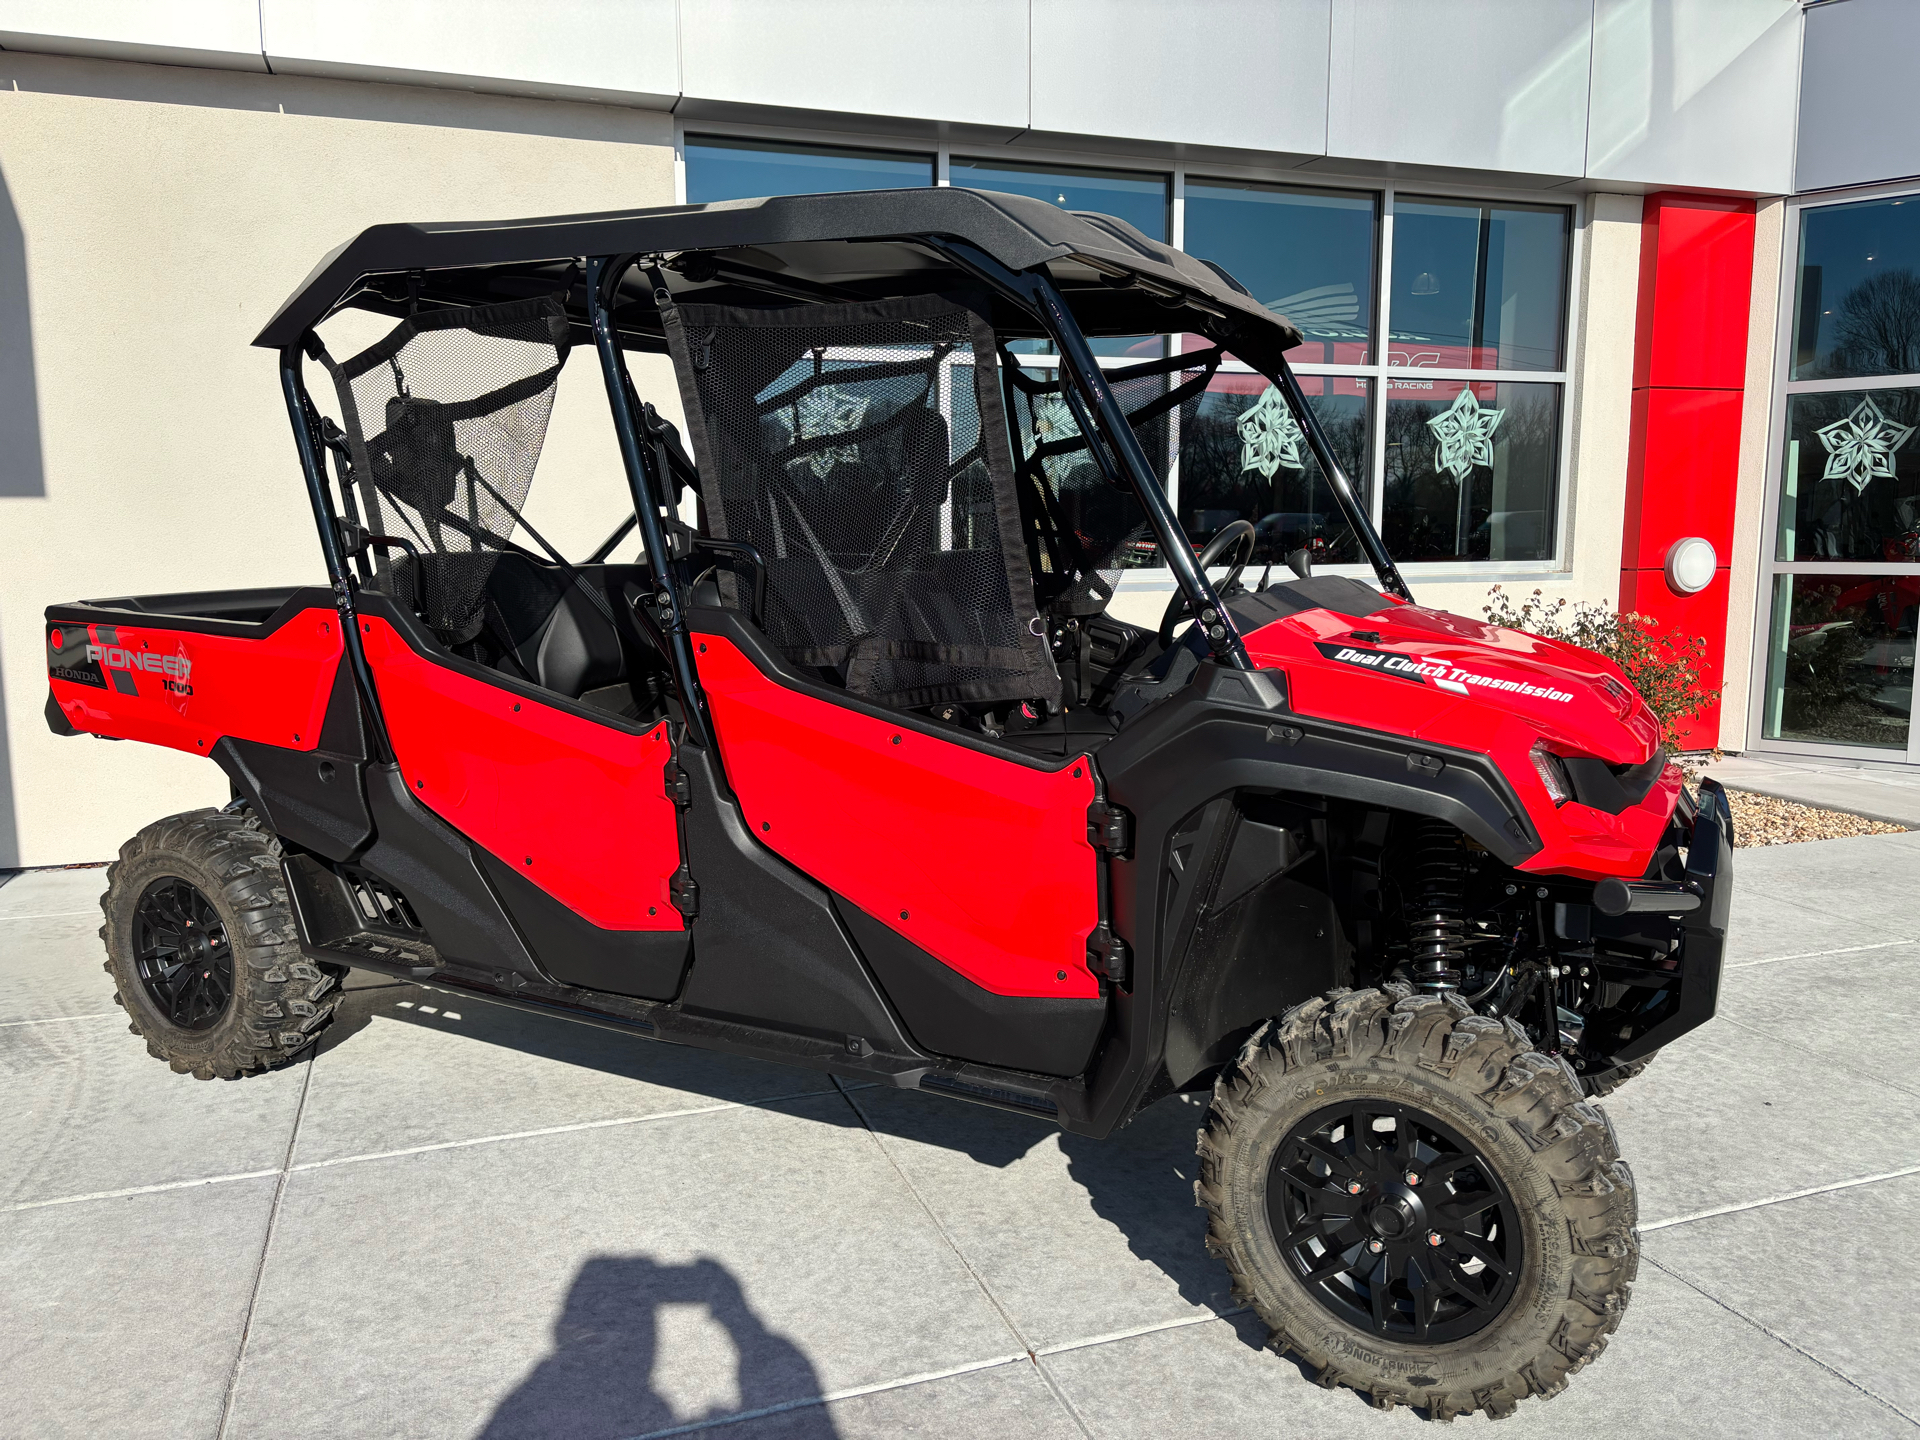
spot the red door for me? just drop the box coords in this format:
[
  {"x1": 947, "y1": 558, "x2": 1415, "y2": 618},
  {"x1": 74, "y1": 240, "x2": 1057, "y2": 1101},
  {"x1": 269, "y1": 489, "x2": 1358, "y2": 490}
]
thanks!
[
  {"x1": 692, "y1": 631, "x2": 1101, "y2": 999},
  {"x1": 360, "y1": 617, "x2": 684, "y2": 934}
]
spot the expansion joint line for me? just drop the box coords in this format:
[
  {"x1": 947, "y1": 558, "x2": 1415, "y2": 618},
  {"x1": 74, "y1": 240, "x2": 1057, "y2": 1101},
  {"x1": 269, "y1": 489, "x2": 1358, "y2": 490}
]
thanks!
[
  {"x1": 830, "y1": 1079, "x2": 1093, "y2": 1438},
  {"x1": 215, "y1": 1053, "x2": 316, "y2": 1438}
]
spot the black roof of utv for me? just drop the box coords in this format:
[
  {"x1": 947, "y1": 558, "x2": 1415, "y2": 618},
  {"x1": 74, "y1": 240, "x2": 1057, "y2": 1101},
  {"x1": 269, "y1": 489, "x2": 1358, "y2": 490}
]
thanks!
[{"x1": 253, "y1": 187, "x2": 1302, "y2": 351}]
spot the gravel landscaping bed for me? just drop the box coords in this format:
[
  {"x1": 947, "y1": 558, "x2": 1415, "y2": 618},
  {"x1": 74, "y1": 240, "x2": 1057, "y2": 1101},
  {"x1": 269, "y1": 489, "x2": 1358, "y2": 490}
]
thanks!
[{"x1": 1724, "y1": 788, "x2": 1913, "y2": 847}]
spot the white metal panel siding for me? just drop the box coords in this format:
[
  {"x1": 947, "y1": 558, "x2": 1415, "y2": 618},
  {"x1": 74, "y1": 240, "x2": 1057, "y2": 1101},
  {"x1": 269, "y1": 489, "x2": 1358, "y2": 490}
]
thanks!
[
  {"x1": 1795, "y1": 0, "x2": 1920, "y2": 194},
  {"x1": 679, "y1": 0, "x2": 1029, "y2": 130},
  {"x1": 260, "y1": 0, "x2": 680, "y2": 107},
  {"x1": 0, "y1": 0, "x2": 266, "y2": 72},
  {"x1": 1587, "y1": 0, "x2": 1800, "y2": 193},
  {"x1": 1028, "y1": 0, "x2": 1329, "y2": 156},
  {"x1": 1325, "y1": 0, "x2": 1592, "y2": 178}
]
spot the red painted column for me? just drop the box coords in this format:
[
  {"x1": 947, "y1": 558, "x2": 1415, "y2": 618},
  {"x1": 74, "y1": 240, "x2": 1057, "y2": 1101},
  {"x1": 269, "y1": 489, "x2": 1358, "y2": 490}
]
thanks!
[{"x1": 1619, "y1": 193, "x2": 1757, "y2": 748}]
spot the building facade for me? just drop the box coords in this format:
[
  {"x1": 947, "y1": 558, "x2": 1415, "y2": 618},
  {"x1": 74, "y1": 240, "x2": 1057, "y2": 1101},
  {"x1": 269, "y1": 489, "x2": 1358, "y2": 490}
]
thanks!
[{"x1": 0, "y1": 0, "x2": 1914, "y2": 866}]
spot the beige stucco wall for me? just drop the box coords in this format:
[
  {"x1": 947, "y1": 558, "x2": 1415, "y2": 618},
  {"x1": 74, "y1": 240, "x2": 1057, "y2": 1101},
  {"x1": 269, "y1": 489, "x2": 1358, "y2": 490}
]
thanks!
[
  {"x1": 1718, "y1": 196, "x2": 1786, "y2": 753},
  {"x1": 0, "y1": 52, "x2": 677, "y2": 866}
]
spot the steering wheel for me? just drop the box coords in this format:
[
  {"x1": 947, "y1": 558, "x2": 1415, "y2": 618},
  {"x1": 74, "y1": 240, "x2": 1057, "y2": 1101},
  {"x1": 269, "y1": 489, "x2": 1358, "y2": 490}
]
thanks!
[{"x1": 1159, "y1": 520, "x2": 1256, "y2": 649}]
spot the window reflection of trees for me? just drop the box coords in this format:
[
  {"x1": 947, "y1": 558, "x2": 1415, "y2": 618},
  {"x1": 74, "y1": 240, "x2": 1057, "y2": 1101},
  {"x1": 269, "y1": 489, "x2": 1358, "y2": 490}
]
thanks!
[
  {"x1": 1827, "y1": 270, "x2": 1920, "y2": 378},
  {"x1": 1383, "y1": 387, "x2": 1556, "y2": 563},
  {"x1": 1180, "y1": 390, "x2": 1365, "y2": 563}
]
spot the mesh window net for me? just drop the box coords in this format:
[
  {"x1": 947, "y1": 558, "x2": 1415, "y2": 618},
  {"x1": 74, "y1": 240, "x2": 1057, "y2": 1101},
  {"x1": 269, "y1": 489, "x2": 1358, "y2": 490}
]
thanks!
[
  {"x1": 999, "y1": 347, "x2": 1221, "y2": 617},
  {"x1": 666, "y1": 291, "x2": 1059, "y2": 710},
  {"x1": 319, "y1": 297, "x2": 571, "y2": 645}
]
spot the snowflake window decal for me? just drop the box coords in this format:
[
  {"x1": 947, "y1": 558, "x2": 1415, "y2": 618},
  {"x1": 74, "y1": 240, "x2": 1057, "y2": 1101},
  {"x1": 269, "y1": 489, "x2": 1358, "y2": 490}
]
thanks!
[
  {"x1": 1031, "y1": 393, "x2": 1080, "y2": 446},
  {"x1": 779, "y1": 383, "x2": 872, "y2": 479},
  {"x1": 1815, "y1": 396, "x2": 1915, "y2": 494},
  {"x1": 1237, "y1": 386, "x2": 1305, "y2": 479},
  {"x1": 1426, "y1": 387, "x2": 1504, "y2": 481}
]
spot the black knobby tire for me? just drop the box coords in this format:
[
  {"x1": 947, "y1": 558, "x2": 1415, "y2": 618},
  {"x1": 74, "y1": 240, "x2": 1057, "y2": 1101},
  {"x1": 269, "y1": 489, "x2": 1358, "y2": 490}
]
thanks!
[
  {"x1": 1195, "y1": 986, "x2": 1637, "y2": 1421},
  {"x1": 1582, "y1": 1057, "x2": 1651, "y2": 1099},
  {"x1": 101, "y1": 808, "x2": 344, "y2": 1080}
]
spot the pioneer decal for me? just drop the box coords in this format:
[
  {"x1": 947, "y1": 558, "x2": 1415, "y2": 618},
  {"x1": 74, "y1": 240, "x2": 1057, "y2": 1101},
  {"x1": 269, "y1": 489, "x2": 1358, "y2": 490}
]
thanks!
[
  {"x1": 1314, "y1": 643, "x2": 1573, "y2": 703},
  {"x1": 86, "y1": 644, "x2": 192, "y2": 683},
  {"x1": 47, "y1": 626, "x2": 196, "y2": 697}
]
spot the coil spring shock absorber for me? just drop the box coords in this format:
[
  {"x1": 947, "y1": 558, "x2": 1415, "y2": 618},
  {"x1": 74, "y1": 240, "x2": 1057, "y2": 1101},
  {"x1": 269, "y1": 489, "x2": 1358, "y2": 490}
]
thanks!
[{"x1": 1403, "y1": 818, "x2": 1465, "y2": 992}]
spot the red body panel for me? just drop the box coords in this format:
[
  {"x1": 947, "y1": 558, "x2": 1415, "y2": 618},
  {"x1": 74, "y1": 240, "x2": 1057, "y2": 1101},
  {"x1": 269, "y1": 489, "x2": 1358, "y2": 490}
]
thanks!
[
  {"x1": 359, "y1": 618, "x2": 683, "y2": 933},
  {"x1": 1619, "y1": 193, "x2": 1757, "y2": 748},
  {"x1": 46, "y1": 610, "x2": 341, "y2": 757},
  {"x1": 1622, "y1": 387, "x2": 1744, "y2": 568},
  {"x1": 693, "y1": 633, "x2": 1100, "y2": 999},
  {"x1": 1242, "y1": 599, "x2": 1682, "y2": 881}
]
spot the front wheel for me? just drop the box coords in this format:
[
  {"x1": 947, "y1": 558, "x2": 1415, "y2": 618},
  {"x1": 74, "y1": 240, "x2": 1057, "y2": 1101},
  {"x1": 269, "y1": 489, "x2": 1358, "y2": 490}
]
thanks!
[{"x1": 1195, "y1": 986, "x2": 1637, "y2": 1421}]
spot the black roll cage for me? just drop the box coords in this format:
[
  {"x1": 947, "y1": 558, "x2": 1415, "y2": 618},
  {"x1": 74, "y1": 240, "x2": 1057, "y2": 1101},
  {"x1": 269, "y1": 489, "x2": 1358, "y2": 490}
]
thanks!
[{"x1": 278, "y1": 236, "x2": 1413, "y2": 759}]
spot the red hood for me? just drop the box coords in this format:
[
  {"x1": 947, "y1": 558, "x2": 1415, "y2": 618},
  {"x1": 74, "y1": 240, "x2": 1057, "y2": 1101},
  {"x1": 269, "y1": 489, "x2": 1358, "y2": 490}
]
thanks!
[{"x1": 1240, "y1": 591, "x2": 1681, "y2": 880}]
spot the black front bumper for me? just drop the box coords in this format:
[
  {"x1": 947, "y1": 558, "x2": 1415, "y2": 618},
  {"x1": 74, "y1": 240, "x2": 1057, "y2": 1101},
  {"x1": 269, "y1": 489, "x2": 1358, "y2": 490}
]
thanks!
[{"x1": 1581, "y1": 777, "x2": 1733, "y2": 1067}]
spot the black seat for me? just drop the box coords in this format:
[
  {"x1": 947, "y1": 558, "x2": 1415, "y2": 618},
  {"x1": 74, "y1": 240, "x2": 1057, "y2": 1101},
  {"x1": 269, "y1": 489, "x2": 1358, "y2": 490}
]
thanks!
[
  {"x1": 381, "y1": 552, "x2": 627, "y2": 701},
  {"x1": 479, "y1": 556, "x2": 626, "y2": 699}
]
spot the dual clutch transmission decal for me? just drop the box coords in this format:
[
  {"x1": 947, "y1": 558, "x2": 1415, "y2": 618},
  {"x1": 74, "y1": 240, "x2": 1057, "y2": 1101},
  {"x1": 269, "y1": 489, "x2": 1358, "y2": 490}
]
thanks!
[{"x1": 1314, "y1": 642, "x2": 1573, "y2": 703}]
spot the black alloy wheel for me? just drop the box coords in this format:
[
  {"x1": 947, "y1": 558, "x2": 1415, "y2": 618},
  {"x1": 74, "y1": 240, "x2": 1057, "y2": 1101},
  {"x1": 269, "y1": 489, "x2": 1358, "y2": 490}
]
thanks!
[
  {"x1": 132, "y1": 876, "x2": 233, "y2": 1031},
  {"x1": 1268, "y1": 1099, "x2": 1522, "y2": 1344}
]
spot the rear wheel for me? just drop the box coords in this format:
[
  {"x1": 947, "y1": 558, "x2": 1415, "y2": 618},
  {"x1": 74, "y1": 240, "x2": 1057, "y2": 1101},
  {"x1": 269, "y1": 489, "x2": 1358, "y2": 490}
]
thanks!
[
  {"x1": 101, "y1": 808, "x2": 344, "y2": 1080},
  {"x1": 1195, "y1": 986, "x2": 1637, "y2": 1421}
]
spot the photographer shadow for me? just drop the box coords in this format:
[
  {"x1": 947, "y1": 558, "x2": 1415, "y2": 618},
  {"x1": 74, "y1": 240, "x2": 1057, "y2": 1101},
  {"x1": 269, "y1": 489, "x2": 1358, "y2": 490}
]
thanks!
[{"x1": 481, "y1": 1253, "x2": 833, "y2": 1440}]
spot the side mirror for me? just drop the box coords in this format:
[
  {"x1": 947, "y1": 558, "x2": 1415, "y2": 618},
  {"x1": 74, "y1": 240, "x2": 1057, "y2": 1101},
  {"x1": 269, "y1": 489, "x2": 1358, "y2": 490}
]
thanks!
[{"x1": 1286, "y1": 547, "x2": 1313, "y2": 581}]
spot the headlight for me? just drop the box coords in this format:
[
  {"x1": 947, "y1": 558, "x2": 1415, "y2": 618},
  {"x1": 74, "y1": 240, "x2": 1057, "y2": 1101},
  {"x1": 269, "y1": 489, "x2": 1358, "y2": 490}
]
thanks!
[{"x1": 1531, "y1": 741, "x2": 1573, "y2": 807}]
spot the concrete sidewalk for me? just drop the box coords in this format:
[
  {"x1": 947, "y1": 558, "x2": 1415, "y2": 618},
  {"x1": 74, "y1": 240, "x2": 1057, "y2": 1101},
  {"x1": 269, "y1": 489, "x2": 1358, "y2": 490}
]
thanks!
[
  {"x1": 1705, "y1": 753, "x2": 1920, "y2": 828},
  {"x1": 1, "y1": 834, "x2": 1916, "y2": 1439}
]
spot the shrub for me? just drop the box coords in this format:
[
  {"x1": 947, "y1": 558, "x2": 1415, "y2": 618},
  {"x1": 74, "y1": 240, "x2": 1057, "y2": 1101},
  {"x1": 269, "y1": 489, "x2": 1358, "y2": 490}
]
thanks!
[{"x1": 1482, "y1": 587, "x2": 1722, "y2": 755}]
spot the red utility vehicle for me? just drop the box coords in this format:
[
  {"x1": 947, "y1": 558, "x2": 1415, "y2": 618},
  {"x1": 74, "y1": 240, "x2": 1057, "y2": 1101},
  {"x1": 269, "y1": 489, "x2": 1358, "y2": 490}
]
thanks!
[{"x1": 46, "y1": 190, "x2": 1730, "y2": 1420}]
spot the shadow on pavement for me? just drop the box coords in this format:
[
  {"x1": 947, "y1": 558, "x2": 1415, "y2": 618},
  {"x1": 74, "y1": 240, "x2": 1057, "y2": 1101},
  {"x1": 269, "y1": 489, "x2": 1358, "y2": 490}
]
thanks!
[
  {"x1": 320, "y1": 972, "x2": 1283, "y2": 1382},
  {"x1": 480, "y1": 1254, "x2": 834, "y2": 1440}
]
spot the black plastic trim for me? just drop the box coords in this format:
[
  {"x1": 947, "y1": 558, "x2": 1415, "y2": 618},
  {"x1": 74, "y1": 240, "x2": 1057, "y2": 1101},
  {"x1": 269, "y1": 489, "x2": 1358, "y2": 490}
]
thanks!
[
  {"x1": 1160, "y1": 800, "x2": 1345, "y2": 1091},
  {"x1": 474, "y1": 847, "x2": 690, "y2": 1002},
  {"x1": 46, "y1": 586, "x2": 334, "y2": 640},
  {"x1": 1564, "y1": 751, "x2": 1668, "y2": 816},
  {"x1": 1604, "y1": 779, "x2": 1730, "y2": 1065},
  {"x1": 1079, "y1": 659, "x2": 1544, "y2": 1136},
  {"x1": 1225, "y1": 576, "x2": 1399, "y2": 629},
  {"x1": 354, "y1": 762, "x2": 549, "y2": 983},
  {"x1": 216, "y1": 737, "x2": 373, "y2": 863},
  {"x1": 44, "y1": 688, "x2": 77, "y2": 737},
  {"x1": 673, "y1": 742, "x2": 922, "y2": 1055},
  {"x1": 834, "y1": 897, "x2": 1107, "y2": 1077}
]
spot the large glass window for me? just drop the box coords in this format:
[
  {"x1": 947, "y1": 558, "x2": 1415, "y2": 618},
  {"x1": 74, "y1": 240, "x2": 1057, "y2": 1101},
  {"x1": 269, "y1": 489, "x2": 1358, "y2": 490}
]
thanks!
[
  {"x1": 1759, "y1": 188, "x2": 1920, "y2": 759},
  {"x1": 685, "y1": 136, "x2": 1579, "y2": 573},
  {"x1": 949, "y1": 158, "x2": 1168, "y2": 241},
  {"x1": 1389, "y1": 199, "x2": 1569, "y2": 372},
  {"x1": 1182, "y1": 182, "x2": 1377, "y2": 365},
  {"x1": 1383, "y1": 380, "x2": 1559, "y2": 563},
  {"x1": 951, "y1": 158, "x2": 1169, "y2": 361},
  {"x1": 1180, "y1": 185, "x2": 1568, "y2": 567},
  {"x1": 1791, "y1": 196, "x2": 1919, "y2": 379},
  {"x1": 1776, "y1": 388, "x2": 1919, "y2": 562},
  {"x1": 1760, "y1": 573, "x2": 1915, "y2": 750},
  {"x1": 1179, "y1": 375, "x2": 1368, "y2": 565},
  {"x1": 685, "y1": 137, "x2": 933, "y2": 203}
]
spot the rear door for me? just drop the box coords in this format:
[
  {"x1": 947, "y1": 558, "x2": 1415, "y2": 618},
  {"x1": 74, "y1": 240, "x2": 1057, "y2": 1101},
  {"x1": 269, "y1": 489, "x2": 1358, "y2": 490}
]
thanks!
[{"x1": 319, "y1": 297, "x2": 687, "y2": 999}]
